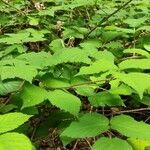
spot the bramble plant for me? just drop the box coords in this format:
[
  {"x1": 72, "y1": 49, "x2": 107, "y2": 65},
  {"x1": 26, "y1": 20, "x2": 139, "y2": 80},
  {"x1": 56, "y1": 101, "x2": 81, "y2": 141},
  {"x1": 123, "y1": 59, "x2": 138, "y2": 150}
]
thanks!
[{"x1": 0, "y1": 0, "x2": 150, "y2": 149}]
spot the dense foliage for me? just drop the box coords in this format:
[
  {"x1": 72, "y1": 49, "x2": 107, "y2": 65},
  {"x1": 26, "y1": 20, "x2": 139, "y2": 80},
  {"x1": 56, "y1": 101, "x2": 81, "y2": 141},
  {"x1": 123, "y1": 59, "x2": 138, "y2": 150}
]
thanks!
[{"x1": 0, "y1": 0, "x2": 150, "y2": 149}]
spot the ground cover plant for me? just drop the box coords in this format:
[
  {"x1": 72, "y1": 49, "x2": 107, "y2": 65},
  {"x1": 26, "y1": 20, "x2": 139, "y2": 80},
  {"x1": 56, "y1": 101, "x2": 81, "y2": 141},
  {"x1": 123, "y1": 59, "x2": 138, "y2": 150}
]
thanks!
[{"x1": 0, "y1": 0, "x2": 150, "y2": 149}]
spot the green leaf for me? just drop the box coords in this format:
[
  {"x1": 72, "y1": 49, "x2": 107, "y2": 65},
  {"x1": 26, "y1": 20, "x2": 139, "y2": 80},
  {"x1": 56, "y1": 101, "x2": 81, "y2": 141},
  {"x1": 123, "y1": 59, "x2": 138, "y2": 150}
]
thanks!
[
  {"x1": 111, "y1": 115, "x2": 150, "y2": 140},
  {"x1": 92, "y1": 137, "x2": 133, "y2": 150},
  {"x1": 0, "y1": 80, "x2": 23, "y2": 95},
  {"x1": 0, "y1": 65, "x2": 37, "y2": 83},
  {"x1": 137, "y1": 26, "x2": 150, "y2": 32},
  {"x1": 124, "y1": 18, "x2": 146, "y2": 28},
  {"x1": 144, "y1": 44, "x2": 150, "y2": 52},
  {"x1": 28, "y1": 17, "x2": 39, "y2": 26},
  {"x1": 75, "y1": 86, "x2": 95, "y2": 96},
  {"x1": 119, "y1": 59, "x2": 150, "y2": 70},
  {"x1": 47, "y1": 90, "x2": 81, "y2": 116},
  {"x1": 77, "y1": 59, "x2": 118, "y2": 75},
  {"x1": 128, "y1": 138, "x2": 150, "y2": 150},
  {"x1": 92, "y1": 51, "x2": 115, "y2": 63},
  {"x1": 2, "y1": 44, "x2": 26, "y2": 57},
  {"x1": 61, "y1": 113, "x2": 109, "y2": 138},
  {"x1": 0, "y1": 104, "x2": 17, "y2": 113},
  {"x1": 41, "y1": 76, "x2": 70, "y2": 89},
  {"x1": 45, "y1": 47, "x2": 91, "y2": 66},
  {"x1": 0, "y1": 132, "x2": 32, "y2": 150},
  {"x1": 72, "y1": 0, "x2": 96, "y2": 6},
  {"x1": 49, "y1": 39, "x2": 65, "y2": 53},
  {"x1": 88, "y1": 92, "x2": 124, "y2": 107},
  {"x1": 17, "y1": 52, "x2": 51, "y2": 69},
  {"x1": 115, "y1": 73, "x2": 150, "y2": 99},
  {"x1": 123, "y1": 49, "x2": 150, "y2": 58},
  {"x1": 104, "y1": 41, "x2": 123, "y2": 49},
  {"x1": 109, "y1": 84, "x2": 134, "y2": 95},
  {"x1": 0, "y1": 112, "x2": 31, "y2": 134},
  {"x1": 0, "y1": 29, "x2": 48, "y2": 44},
  {"x1": 20, "y1": 83, "x2": 47, "y2": 109}
]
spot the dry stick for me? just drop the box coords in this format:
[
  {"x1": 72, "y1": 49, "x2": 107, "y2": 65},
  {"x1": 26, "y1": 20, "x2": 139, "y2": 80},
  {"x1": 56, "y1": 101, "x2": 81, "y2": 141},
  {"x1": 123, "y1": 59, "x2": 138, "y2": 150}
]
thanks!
[
  {"x1": 84, "y1": 0, "x2": 133, "y2": 40},
  {"x1": 85, "y1": 138, "x2": 92, "y2": 149},
  {"x1": 114, "y1": 107, "x2": 150, "y2": 114},
  {"x1": 0, "y1": 95, "x2": 12, "y2": 110},
  {"x1": 145, "y1": 116, "x2": 150, "y2": 123},
  {"x1": 72, "y1": 140, "x2": 78, "y2": 150},
  {"x1": 97, "y1": 107, "x2": 150, "y2": 114}
]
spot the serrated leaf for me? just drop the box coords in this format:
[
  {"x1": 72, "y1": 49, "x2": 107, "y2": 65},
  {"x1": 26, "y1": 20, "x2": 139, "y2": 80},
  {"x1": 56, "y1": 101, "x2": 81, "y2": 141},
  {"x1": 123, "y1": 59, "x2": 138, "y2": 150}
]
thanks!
[
  {"x1": 46, "y1": 48, "x2": 91, "y2": 66},
  {"x1": 49, "y1": 39, "x2": 65, "y2": 53},
  {"x1": 0, "y1": 112, "x2": 31, "y2": 133},
  {"x1": 124, "y1": 18, "x2": 146, "y2": 28},
  {"x1": 137, "y1": 26, "x2": 150, "y2": 32},
  {"x1": 47, "y1": 90, "x2": 81, "y2": 116},
  {"x1": 61, "y1": 113, "x2": 109, "y2": 138},
  {"x1": 75, "y1": 86, "x2": 95, "y2": 96},
  {"x1": 17, "y1": 52, "x2": 51, "y2": 69},
  {"x1": 115, "y1": 73, "x2": 150, "y2": 99},
  {"x1": 0, "y1": 28, "x2": 48, "y2": 44},
  {"x1": 20, "y1": 82, "x2": 81, "y2": 115},
  {"x1": 0, "y1": 80, "x2": 23, "y2": 95},
  {"x1": 92, "y1": 137, "x2": 132, "y2": 150},
  {"x1": 109, "y1": 84, "x2": 134, "y2": 95},
  {"x1": 92, "y1": 51, "x2": 115, "y2": 63},
  {"x1": 20, "y1": 83, "x2": 47, "y2": 108},
  {"x1": 41, "y1": 75, "x2": 70, "y2": 89},
  {"x1": 111, "y1": 115, "x2": 150, "y2": 140},
  {"x1": 123, "y1": 49, "x2": 150, "y2": 58},
  {"x1": 0, "y1": 65, "x2": 37, "y2": 83},
  {"x1": 77, "y1": 59, "x2": 118, "y2": 75},
  {"x1": 119, "y1": 59, "x2": 150, "y2": 70},
  {"x1": 0, "y1": 132, "x2": 32, "y2": 150},
  {"x1": 88, "y1": 92, "x2": 124, "y2": 107},
  {"x1": 104, "y1": 41, "x2": 123, "y2": 49},
  {"x1": 128, "y1": 138, "x2": 150, "y2": 150},
  {"x1": 0, "y1": 58, "x2": 27, "y2": 66},
  {"x1": 2, "y1": 44, "x2": 26, "y2": 57}
]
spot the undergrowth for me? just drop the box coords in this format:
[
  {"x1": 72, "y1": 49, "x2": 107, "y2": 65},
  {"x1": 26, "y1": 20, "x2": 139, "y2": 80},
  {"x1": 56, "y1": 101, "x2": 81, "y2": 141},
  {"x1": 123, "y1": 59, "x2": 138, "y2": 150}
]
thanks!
[{"x1": 0, "y1": 0, "x2": 150, "y2": 149}]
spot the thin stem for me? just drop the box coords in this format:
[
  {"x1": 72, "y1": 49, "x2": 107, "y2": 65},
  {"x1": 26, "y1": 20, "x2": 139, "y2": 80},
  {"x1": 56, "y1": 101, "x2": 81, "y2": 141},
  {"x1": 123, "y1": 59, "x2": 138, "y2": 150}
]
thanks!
[
  {"x1": 45, "y1": 77, "x2": 114, "y2": 90},
  {"x1": 84, "y1": 0, "x2": 133, "y2": 40},
  {"x1": 97, "y1": 107, "x2": 150, "y2": 114},
  {"x1": 118, "y1": 107, "x2": 150, "y2": 114},
  {"x1": 1, "y1": 0, "x2": 26, "y2": 16}
]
